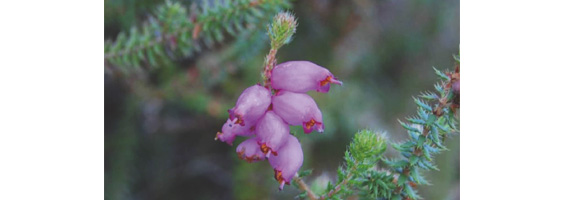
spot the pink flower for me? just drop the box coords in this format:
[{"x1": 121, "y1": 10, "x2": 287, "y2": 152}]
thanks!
[
  {"x1": 271, "y1": 61, "x2": 342, "y2": 93},
  {"x1": 215, "y1": 118, "x2": 255, "y2": 146},
  {"x1": 256, "y1": 111, "x2": 290, "y2": 157},
  {"x1": 272, "y1": 91, "x2": 324, "y2": 133},
  {"x1": 236, "y1": 137, "x2": 265, "y2": 163},
  {"x1": 228, "y1": 85, "x2": 271, "y2": 127},
  {"x1": 215, "y1": 58, "x2": 343, "y2": 190},
  {"x1": 268, "y1": 135, "x2": 303, "y2": 190}
]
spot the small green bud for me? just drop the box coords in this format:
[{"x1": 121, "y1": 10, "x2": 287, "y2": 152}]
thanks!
[
  {"x1": 268, "y1": 12, "x2": 298, "y2": 49},
  {"x1": 350, "y1": 130, "x2": 387, "y2": 161}
]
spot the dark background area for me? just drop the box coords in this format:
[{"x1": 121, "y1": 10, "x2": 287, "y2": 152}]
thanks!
[{"x1": 105, "y1": 0, "x2": 459, "y2": 199}]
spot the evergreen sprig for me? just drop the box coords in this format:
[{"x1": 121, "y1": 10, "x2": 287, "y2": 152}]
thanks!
[
  {"x1": 293, "y1": 59, "x2": 460, "y2": 199},
  {"x1": 383, "y1": 60, "x2": 459, "y2": 200},
  {"x1": 104, "y1": 0, "x2": 290, "y2": 75},
  {"x1": 318, "y1": 130, "x2": 389, "y2": 200}
]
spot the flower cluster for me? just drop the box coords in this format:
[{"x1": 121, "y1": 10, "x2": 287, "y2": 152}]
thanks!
[{"x1": 216, "y1": 61, "x2": 342, "y2": 190}]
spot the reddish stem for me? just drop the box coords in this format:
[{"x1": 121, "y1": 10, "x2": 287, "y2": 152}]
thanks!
[{"x1": 262, "y1": 48, "x2": 278, "y2": 89}]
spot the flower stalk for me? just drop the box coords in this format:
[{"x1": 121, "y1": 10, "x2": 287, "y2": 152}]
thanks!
[{"x1": 293, "y1": 175, "x2": 319, "y2": 200}]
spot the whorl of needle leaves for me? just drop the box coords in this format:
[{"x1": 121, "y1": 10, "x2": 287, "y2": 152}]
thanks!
[
  {"x1": 104, "y1": 0, "x2": 290, "y2": 75},
  {"x1": 294, "y1": 57, "x2": 460, "y2": 200}
]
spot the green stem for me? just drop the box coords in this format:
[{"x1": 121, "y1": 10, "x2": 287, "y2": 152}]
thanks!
[{"x1": 320, "y1": 162, "x2": 358, "y2": 200}]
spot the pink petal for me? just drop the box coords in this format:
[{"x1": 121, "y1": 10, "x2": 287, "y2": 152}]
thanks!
[
  {"x1": 271, "y1": 61, "x2": 342, "y2": 93},
  {"x1": 229, "y1": 85, "x2": 271, "y2": 127},
  {"x1": 256, "y1": 111, "x2": 290, "y2": 156},
  {"x1": 236, "y1": 137, "x2": 265, "y2": 163},
  {"x1": 272, "y1": 91, "x2": 324, "y2": 133},
  {"x1": 216, "y1": 118, "x2": 256, "y2": 145},
  {"x1": 268, "y1": 135, "x2": 303, "y2": 190}
]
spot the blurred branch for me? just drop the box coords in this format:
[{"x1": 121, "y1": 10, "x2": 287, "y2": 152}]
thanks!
[{"x1": 104, "y1": 0, "x2": 290, "y2": 75}]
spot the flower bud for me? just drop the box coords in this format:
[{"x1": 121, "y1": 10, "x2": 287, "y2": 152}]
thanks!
[
  {"x1": 256, "y1": 111, "x2": 290, "y2": 157},
  {"x1": 215, "y1": 118, "x2": 255, "y2": 145},
  {"x1": 236, "y1": 137, "x2": 265, "y2": 163},
  {"x1": 268, "y1": 12, "x2": 297, "y2": 49},
  {"x1": 271, "y1": 61, "x2": 342, "y2": 93},
  {"x1": 268, "y1": 135, "x2": 303, "y2": 190},
  {"x1": 272, "y1": 91, "x2": 324, "y2": 133},
  {"x1": 349, "y1": 130, "x2": 387, "y2": 161},
  {"x1": 228, "y1": 85, "x2": 271, "y2": 127}
]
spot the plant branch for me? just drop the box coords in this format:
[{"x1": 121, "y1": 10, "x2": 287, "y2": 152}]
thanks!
[
  {"x1": 104, "y1": 0, "x2": 289, "y2": 71},
  {"x1": 105, "y1": 0, "x2": 268, "y2": 60},
  {"x1": 310, "y1": 60, "x2": 459, "y2": 200},
  {"x1": 293, "y1": 175, "x2": 319, "y2": 200},
  {"x1": 389, "y1": 63, "x2": 460, "y2": 199},
  {"x1": 319, "y1": 162, "x2": 358, "y2": 200}
]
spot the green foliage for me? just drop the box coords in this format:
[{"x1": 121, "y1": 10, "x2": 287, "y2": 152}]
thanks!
[
  {"x1": 104, "y1": 0, "x2": 290, "y2": 75},
  {"x1": 361, "y1": 170, "x2": 396, "y2": 199},
  {"x1": 313, "y1": 130, "x2": 388, "y2": 199},
  {"x1": 350, "y1": 130, "x2": 387, "y2": 162},
  {"x1": 380, "y1": 65, "x2": 458, "y2": 200},
  {"x1": 302, "y1": 62, "x2": 459, "y2": 200}
]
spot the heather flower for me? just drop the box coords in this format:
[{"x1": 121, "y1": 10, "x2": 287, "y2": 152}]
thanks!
[
  {"x1": 212, "y1": 11, "x2": 347, "y2": 191},
  {"x1": 272, "y1": 91, "x2": 324, "y2": 133},
  {"x1": 228, "y1": 85, "x2": 271, "y2": 127},
  {"x1": 215, "y1": 118, "x2": 255, "y2": 145},
  {"x1": 236, "y1": 137, "x2": 265, "y2": 163},
  {"x1": 256, "y1": 111, "x2": 290, "y2": 157},
  {"x1": 268, "y1": 135, "x2": 303, "y2": 190},
  {"x1": 271, "y1": 61, "x2": 342, "y2": 93}
]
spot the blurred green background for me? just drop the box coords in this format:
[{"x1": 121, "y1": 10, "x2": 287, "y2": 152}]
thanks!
[{"x1": 105, "y1": 0, "x2": 459, "y2": 199}]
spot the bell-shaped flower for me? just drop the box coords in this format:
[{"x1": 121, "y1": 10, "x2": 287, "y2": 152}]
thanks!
[
  {"x1": 268, "y1": 135, "x2": 303, "y2": 190},
  {"x1": 236, "y1": 137, "x2": 265, "y2": 163},
  {"x1": 228, "y1": 85, "x2": 271, "y2": 127},
  {"x1": 215, "y1": 118, "x2": 255, "y2": 145},
  {"x1": 256, "y1": 111, "x2": 290, "y2": 158},
  {"x1": 271, "y1": 61, "x2": 342, "y2": 93},
  {"x1": 272, "y1": 91, "x2": 324, "y2": 133}
]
